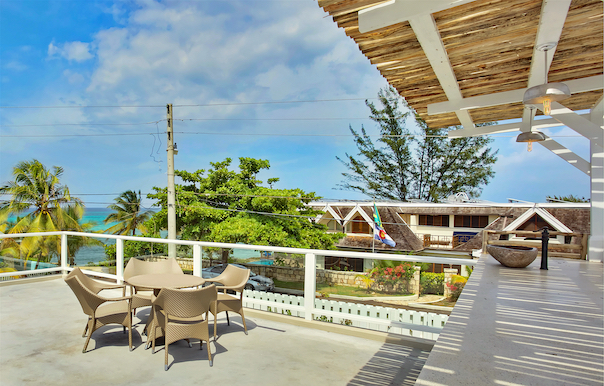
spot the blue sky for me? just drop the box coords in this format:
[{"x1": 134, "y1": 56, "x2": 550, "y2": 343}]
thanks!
[{"x1": 0, "y1": 0, "x2": 591, "y2": 208}]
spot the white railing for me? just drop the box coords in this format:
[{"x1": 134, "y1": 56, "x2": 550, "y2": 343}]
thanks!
[
  {"x1": 0, "y1": 231, "x2": 474, "y2": 338},
  {"x1": 244, "y1": 290, "x2": 448, "y2": 340}
]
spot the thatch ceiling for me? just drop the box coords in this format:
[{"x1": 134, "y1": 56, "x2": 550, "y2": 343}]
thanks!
[{"x1": 318, "y1": 0, "x2": 603, "y2": 129}]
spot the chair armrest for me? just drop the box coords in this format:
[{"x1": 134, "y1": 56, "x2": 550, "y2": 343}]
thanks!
[{"x1": 103, "y1": 295, "x2": 132, "y2": 302}]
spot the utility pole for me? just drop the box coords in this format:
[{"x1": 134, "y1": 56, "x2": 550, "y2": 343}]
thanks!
[{"x1": 166, "y1": 103, "x2": 177, "y2": 259}]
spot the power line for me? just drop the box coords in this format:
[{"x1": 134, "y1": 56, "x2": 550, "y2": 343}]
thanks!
[
  {"x1": 0, "y1": 133, "x2": 157, "y2": 138},
  {"x1": 0, "y1": 97, "x2": 386, "y2": 110},
  {"x1": 0, "y1": 120, "x2": 165, "y2": 128}
]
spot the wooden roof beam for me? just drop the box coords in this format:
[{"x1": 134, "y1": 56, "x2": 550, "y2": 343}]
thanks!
[
  {"x1": 428, "y1": 75, "x2": 603, "y2": 114},
  {"x1": 358, "y1": 0, "x2": 479, "y2": 130},
  {"x1": 448, "y1": 113, "x2": 590, "y2": 137},
  {"x1": 357, "y1": 0, "x2": 479, "y2": 34},
  {"x1": 527, "y1": 0, "x2": 572, "y2": 86},
  {"x1": 409, "y1": 14, "x2": 475, "y2": 130},
  {"x1": 538, "y1": 136, "x2": 591, "y2": 176},
  {"x1": 545, "y1": 102, "x2": 603, "y2": 148}
]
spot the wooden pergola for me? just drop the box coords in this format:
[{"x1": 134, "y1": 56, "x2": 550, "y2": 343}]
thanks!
[{"x1": 318, "y1": 0, "x2": 603, "y2": 262}]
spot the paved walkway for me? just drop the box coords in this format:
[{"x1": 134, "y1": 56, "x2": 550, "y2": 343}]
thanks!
[
  {"x1": 415, "y1": 255, "x2": 604, "y2": 385},
  {"x1": 0, "y1": 278, "x2": 430, "y2": 386}
]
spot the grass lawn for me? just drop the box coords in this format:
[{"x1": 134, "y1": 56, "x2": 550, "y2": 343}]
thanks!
[{"x1": 273, "y1": 279, "x2": 414, "y2": 298}]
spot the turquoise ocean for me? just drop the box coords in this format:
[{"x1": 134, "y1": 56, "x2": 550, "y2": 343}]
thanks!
[{"x1": 6, "y1": 207, "x2": 263, "y2": 266}]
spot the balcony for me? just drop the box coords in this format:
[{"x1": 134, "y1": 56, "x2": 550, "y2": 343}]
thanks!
[{"x1": 1, "y1": 232, "x2": 601, "y2": 384}]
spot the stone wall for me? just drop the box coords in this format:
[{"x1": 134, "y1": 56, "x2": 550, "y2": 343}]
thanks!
[{"x1": 138, "y1": 256, "x2": 423, "y2": 294}]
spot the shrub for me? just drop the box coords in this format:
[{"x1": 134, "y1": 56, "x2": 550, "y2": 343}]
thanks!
[
  {"x1": 446, "y1": 274, "x2": 468, "y2": 301},
  {"x1": 420, "y1": 272, "x2": 444, "y2": 295}
]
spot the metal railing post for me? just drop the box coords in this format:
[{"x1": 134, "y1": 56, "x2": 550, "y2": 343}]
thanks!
[
  {"x1": 116, "y1": 238, "x2": 124, "y2": 284},
  {"x1": 193, "y1": 245, "x2": 202, "y2": 277},
  {"x1": 60, "y1": 233, "x2": 68, "y2": 274},
  {"x1": 540, "y1": 227, "x2": 549, "y2": 270},
  {"x1": 304, "y1": 253, "x2": 317, "y2": 321}
]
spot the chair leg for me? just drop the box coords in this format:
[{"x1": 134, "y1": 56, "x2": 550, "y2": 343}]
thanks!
[
  {"x1": 240, "y1": 311, "x2": 248, "y2": 335},
  {"x1": 82, "y1": 318, "x2": 95, "y2": 353},
  {"x1": 128, "y1": 313, "x2": 133, "y2": 351},
  {"x1": 82, "y1": 319, "x2": 89, "y2": 337},
  {"x1": 165, "y1": 341, "x2": 169, "y2": 371},
  {"x1": 206, "y1": 340, "x2": 213, "y2": 367}
]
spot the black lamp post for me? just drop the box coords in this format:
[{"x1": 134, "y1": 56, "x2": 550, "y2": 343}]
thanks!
[{"x1": 540, "y1": 227, "x2": 549, "y2": 270}]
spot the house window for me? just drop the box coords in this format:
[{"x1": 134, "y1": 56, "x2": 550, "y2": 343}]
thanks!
[
  {"x1": 454, "y1": 215, "x2": 488, "y2": 228},
  {"x1": 350, "y1": 215, "x2": 370, "y2": 234},
  {"x1": 517, "y1": 214, "x2": 555, "y2": 238},
  {"x1": 419, "y1": 215, "x2": 450, "y2": 227}
]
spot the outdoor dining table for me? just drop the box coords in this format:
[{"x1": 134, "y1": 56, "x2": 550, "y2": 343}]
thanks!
[
  {"x1": 126, "y1": 273, "x2": 206, "y2": 348},
  {"x1": 126, "y1": 273, "x2": 205, "y2": 295}
]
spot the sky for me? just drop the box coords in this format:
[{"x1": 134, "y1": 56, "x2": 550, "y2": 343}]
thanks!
[{"x1": 0, "y1": 0, "x2": 593, "y2": 209}]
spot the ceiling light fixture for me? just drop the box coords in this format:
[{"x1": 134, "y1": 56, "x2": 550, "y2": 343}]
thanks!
[
  {"x1": 516, "y1": 107, "x2": 546, "y2": 152},
  {"x1": 522, "y1": 42, "x2": 570, "y2": 115}
]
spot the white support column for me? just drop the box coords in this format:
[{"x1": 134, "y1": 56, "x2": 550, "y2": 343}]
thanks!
[
  {"x1": 60, "y1": 234, "x2": 68, "y2": 274},
  {"x1": 589, "y1": 98, "x2": 604, "y2": 262},
  {"x1": 116, "y1": 239, "x2": 124, "y2": 284},
  {"x1": 304, "y1": 253, "x2": 317, "y2": 321},
  {"x1": 193, "y1": 245, "x2": 202, "y2": 277}
]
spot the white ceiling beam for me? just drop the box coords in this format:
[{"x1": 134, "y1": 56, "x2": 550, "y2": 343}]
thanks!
[
  {"x1": 448, "y1": 114, "x2": 589, "y2": 137},
  {"x1": 591, "y1": 95, "x2": 604, "y2": 127},
  {"x1": 428, "y1": 75, "x2": 603, "y2": 115},
  {"x1": 538, "y1": 136, "x2": 591, "y2": 176},
  {"x1": 542, "y1": 102, "x2": 604, "y2": 147},
  {"x1": 358, "y1": 0, "x2": 479, "y2": 34},
  {"x1": 528, "y1": 0, "x2": 572, "y2": 86},
  {"x1": 409, "y1": 14, "x2": 474, "y2": 130}
]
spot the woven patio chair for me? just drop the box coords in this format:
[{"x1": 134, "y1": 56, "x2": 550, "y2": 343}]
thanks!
[
  {"x1": 66, "y1": 268, "x2": 127, "y2": 337},
  {"x1": 151, "y1": 284, "x2": 218, "y2": 370},
  {"x1": 123, "y1": 258, "x2": 183, "y2": 317},
  {"x1": 205, "y1": 264, "x2": 250, "y2": 337},
  {"x1": 65, "y1": 268, "x2": 132, "y2": 353}
]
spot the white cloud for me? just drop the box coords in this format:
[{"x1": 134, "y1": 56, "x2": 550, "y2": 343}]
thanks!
[
  {"x1": 63, "y1": 69, "x2": 85, "y2": 84},
  {"x1": 48, "y1": 41, "x2": 94, "y2": 62},
  {"x1": 4, "y1": 61, "x2": 28, "y2": 71}
]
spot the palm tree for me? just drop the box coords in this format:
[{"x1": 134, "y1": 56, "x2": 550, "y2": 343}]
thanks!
[
  {"x1": 104, "y1": 190, "x2": 153, "y2": 236},
  {"x1": 0, "y1": 159, "x2": 85, "y2": 264}
]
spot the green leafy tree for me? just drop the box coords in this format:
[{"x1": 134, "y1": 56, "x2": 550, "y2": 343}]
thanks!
[
  {"x1": 104, "y1": 190, "x2": 154, "y2": 236},
  {"x1": 546, "y1": 195, "x2": 589, "y2": 203},
  {"x1": 147, "y1": 157, "x2": 344, "y2": 263},
  {"x1": 0, "y1": 159, "x2": 88, "y2": 264},
  {"x1": 337, "y1": 87, "x2": 498, "y2": 202}
]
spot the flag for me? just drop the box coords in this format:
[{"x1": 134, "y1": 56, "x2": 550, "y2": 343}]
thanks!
[{"x1": 373, "y1": 203, "x2": 396, "y2": 247}]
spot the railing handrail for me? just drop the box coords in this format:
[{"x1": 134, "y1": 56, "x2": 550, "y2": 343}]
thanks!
[{"x1": 0, "y1": 231, "x2": 476, "y2": 265}]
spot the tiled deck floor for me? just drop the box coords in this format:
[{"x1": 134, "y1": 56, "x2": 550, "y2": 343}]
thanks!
[{"x1": 0, "y1": 278, "x2": 430, "y2": 386}]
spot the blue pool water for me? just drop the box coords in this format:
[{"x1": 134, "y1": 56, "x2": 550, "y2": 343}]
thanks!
[{"x1": 247, "y1": 259, "x2": 274, "y2": 266}]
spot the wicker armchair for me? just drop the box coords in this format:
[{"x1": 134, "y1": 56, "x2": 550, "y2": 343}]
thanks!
[
  {"x1": 151, "y1": 284, "x2": 218, "y2": 370},
  {"x1": 205, "y1": 264, "x2": 250, "y2": 337},
  {"x1": 66, "y1": 268, "x2": 127, "y2": 337},
  {"x1": 65, "y1": 268, "x2": 132, "y2": 353},
  {"x1": 123, "y1": 258, "x2": 183, "y2": 316}
]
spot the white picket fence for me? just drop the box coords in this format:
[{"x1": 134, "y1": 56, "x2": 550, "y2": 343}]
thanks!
[{"x1": 243, "y1": 290, "x2": 448, "y2": 340}]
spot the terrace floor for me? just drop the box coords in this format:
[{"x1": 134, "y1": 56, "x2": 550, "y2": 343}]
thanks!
[
  {"x1": 416, "y1": 255, "x2": 604, "y2": 385},
  {"x1": 0, "y1": 277, "x2": 431, "y2": 386}
]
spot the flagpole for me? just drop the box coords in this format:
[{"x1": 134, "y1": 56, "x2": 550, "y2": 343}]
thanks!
[{"x1": 372, "y1": 199, "x2": 376, "y2": 254}]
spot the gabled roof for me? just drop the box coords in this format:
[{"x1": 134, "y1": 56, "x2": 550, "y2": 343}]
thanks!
[
  {"x1": 504, "y1": 206, "x2": 573, "y2": 233},
  {"x1": 342, "y1": 204, "x2": 375, "y2": 228}
]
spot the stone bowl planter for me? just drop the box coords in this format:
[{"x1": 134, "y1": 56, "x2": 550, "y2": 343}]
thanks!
[{"x1": 487, "y1": 245, "x2": 538, "y2": 268}]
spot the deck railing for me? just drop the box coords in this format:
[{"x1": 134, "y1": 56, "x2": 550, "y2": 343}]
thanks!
[
  {"x1": 481, "y1": 230, "x2": 588, "y2": 259},
  {"x1": 0, "y1": 231, "x2": 476, "y2": 339}
]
